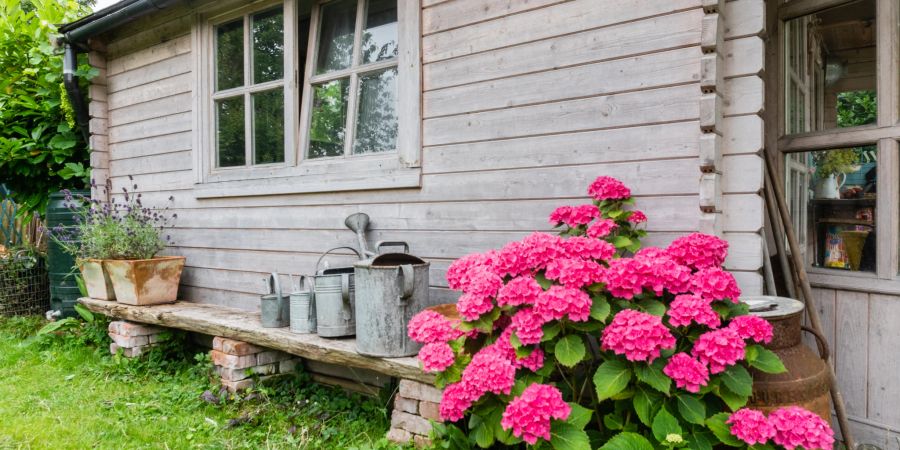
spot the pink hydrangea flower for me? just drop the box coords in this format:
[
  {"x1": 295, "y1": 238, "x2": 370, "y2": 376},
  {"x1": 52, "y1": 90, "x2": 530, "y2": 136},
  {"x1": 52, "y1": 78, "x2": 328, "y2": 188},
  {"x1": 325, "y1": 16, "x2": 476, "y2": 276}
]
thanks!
[
  {"x1": 500, "y1": 384, "x2": 571, "y2": 445},
  {"x1": 769, "y1": 406, "x2": 835, "y2": 450},
  {"x1": 418, "y1": 342, "x2": 456, "y2": 373},
  {"x1": 463, "y1": 269, "x2": 503, "y2": 298},
  {"x1": 511, "y1": 307, "x2": 546, "y2": 345},
  {"x1": 534, "y1": 285, "x2": 592, "y2": 322},
  {"x1": 663, "y1": 352, "x2": 710, "y2": 393},
  {"x1": 462, "y1": 347, "x2": 516, "y2": 396},
  {"x1": 495, "y1": 241, "x2": 531, "y2": 278},
  {"x1": 559, "y1": 236, "x2": 616, "y2": 261},
  {"x1": 456, "y1": 293, "x2": 494, "y2": 321},
  {"x1": 628, "y1": 210, "x2": 648, "y2": 224},
  {"x1": 496, "y1": 276, "x2": 544, "y2": 307},
  {"x1": 727, "y1": 408, "x2": 776, "y2": 446},
  {"x1": 588, "y1": 176, "x2": 631, "y2": 201},
  {"x1": 587, "y1": 218, "x2": 618, "y2": 238},
  {"x1": 691, "y1": 267, "x2": 742, "y2": 303},
  {"x1": 544, "y1": 258, "x2": 605, "y2": 288},
  {"x1": 439, "y1": 381, "x2": 480, "y2": 422},
  {"x1": 601, "y1": 309, "x2": 676, "y2": 362},
  {"x1": 407, "y1": 310, "x2": 463, "y2": 344},
  {"x1": 549, "y1": 204, "x2": 599, "y2": 227},
  {"x1": 603, "y1": 258, "x2": 649, "y2": 299},
  {"x1": 634, "y1": 247, "x2": 668, "y2": 259},
  {"x1": 728, "y1": 315, "x2": 774, "y2": 344},
  {"x1": 516, "y1": 347, "x2": 545, "y2": 372},
  {"x1": 520, "y1": 232, "x2": 564, "y2": 270},
  {"x1": 446, "y1": 251, "x2": 498, "y2": 290},
  {"x1": 692, "y1": 327, "x2": 746, "y2": 374},
  {"x1": 635, "y1": 253, "x2": 693, "y2": 296},
  {"x1": 667, "y1": 294, "x2": 721, "y2": 329},
  {"x1": 666, "y1": 232, "x2": 729, "y2": 270}
]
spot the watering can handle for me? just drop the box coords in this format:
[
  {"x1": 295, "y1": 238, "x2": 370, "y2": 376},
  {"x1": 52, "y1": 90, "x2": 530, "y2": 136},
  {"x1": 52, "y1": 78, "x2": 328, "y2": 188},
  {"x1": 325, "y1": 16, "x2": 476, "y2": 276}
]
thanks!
[
  {"x1": 376, "y1": 241, "x2": 410, "y2": 254},
  {"x1": 340, "y1": 273, "x2": 352, "y2": 321},
  {"x1": 315, "y1": 246, "x2": 362, "y2": 274},
  {"x1": 399, "y1": 264, "x2": 414, "y2": 304},
  {"x1": 268, "y1": 273, "x2": 282, "y2": 297}
]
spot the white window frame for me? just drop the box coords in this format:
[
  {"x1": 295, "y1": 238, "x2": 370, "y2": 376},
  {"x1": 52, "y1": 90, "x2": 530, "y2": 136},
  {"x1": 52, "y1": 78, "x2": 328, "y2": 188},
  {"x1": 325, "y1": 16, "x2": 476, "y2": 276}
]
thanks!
[
  {"x1": 192, "y1": 0, "x2": 421, "y2": 198},
  {"x1": 772, "y1": 0, "x2": 900, "y2": 293}
]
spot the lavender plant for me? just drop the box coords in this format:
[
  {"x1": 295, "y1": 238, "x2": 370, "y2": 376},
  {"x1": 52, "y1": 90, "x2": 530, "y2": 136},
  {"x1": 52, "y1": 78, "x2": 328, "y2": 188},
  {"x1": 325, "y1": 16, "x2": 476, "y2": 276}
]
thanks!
[{"x1": 47, "y1": 178, "x2": 176, "y2": 261}]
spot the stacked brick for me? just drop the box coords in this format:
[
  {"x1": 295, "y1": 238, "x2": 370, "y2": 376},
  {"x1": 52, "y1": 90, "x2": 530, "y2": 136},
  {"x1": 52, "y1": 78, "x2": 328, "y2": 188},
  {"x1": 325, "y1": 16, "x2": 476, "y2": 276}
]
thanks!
[
  {"x1": 108, "y1": 320, "x2": 165, "y2": 357},
  {"x1": 211, "y1": 337, "x2": 300, "y2": 392},
  {"x1": 387, "y1": 380, "x2": 442, "y2": 447}
]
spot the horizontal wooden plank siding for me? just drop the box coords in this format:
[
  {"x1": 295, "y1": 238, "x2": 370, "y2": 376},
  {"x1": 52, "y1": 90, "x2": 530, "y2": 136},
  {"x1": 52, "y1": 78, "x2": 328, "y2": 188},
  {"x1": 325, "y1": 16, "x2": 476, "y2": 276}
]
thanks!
[{"x1": 98, "y1": 0, "x2": 770, "y2": 314}]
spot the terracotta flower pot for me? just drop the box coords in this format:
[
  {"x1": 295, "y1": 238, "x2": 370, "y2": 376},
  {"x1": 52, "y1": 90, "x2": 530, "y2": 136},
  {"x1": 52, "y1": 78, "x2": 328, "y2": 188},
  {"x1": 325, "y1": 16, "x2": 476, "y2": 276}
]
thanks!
[
  {"x1": 103, "y1": 256, "x2": 185, "y2": 306},
  {"x1": 78, "y1": 259, "x2": 116, "y2": 300}
]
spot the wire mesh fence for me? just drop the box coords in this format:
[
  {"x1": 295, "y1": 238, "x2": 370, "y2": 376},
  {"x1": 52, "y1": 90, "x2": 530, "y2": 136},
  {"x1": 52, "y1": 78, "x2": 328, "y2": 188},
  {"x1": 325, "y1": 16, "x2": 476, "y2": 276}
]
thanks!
[{"x1": 0, "y1": 251, "x2": 50, "y2": 317}]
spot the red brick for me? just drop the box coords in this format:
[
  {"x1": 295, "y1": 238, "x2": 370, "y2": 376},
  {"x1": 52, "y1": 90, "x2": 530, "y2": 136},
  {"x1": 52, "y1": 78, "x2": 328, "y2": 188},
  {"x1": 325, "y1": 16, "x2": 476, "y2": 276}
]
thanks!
[
  {"x1": 394, "y1": 396, "x2": 418, "y2": 414},
  {"x1": 256, "y1": 350, "x2": 291, "y2": 365},
  {"x1": 419, "y1": 401, "x2": 440, "y2": 421},
  {"x1": 386, "y1": 428, "x2": 412, "y2": 443},
  {"x1": 109, "y1": 333, "x2": 148, "y2": 348},
  {"x1": 391, "y1": 411, "x2": 432, "y2": 436},
  {"x1": 108, "y1": 321, "x2": 163, "y2": 337},
  {"x1": 413, "y1": 435, "x2": 432, "y2": 448},
  {"x1": 212, "y1": 337, "x2": 265, "y2": 356},
  {"x1": 399, "y1": 380, "x2": 442, "y2": 403},
  {"x1": 211, "y1": 350, "x2": 257, "y2": 369}
]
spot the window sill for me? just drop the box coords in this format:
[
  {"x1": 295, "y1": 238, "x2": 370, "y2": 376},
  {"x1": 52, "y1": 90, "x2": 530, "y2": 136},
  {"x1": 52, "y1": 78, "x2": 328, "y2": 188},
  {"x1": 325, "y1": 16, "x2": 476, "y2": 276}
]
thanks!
[
  {"x1": 195, "y1": 157, "x2": 421, "y2": 198},
  {"x1": 807, "y1": 267, "x2": 900, "y2": 295}
]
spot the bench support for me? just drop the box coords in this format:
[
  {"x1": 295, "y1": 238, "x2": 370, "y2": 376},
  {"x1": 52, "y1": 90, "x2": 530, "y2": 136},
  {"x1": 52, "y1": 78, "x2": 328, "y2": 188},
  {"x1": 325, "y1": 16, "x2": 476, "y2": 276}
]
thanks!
[
  {"x1": 387, "y1": 380, "x2": 441, "y2": 446},
  {"x1": 108, "y1": 320, "x2": 165, "y2": 357}
]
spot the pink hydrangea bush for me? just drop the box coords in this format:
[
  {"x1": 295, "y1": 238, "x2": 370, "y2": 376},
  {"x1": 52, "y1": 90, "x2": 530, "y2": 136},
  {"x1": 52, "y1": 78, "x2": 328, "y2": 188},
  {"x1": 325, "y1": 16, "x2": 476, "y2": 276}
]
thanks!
[{"x1": 415, "y1": 176, "x2": 831, "y2": 450}]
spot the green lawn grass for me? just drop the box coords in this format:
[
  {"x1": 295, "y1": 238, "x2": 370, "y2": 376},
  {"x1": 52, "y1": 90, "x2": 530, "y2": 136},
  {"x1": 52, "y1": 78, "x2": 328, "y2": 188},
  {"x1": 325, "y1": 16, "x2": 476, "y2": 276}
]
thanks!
[{"x1": 0, "y1": 316, "x2": 405, "y2": 450}]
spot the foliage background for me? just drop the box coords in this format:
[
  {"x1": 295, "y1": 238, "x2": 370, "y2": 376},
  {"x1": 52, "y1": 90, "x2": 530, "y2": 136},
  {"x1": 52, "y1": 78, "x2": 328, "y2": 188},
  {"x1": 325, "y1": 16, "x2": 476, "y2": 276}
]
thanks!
[{"x1": 0, "y1": 0, "x2": 93, "y2": 215}]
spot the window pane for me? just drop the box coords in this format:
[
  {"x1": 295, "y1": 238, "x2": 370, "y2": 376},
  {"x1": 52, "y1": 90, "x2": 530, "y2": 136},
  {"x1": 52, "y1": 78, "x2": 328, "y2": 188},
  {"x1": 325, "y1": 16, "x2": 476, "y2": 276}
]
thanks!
[
  {"x1": 361, "y1": 0, "x2": 397, "y2": 64},
  {"x1": 252, "y1": 8, "x2": 284, "y2": 84},
  {"x1": 787, "y1": 146, "x2": 878, "y2": 272},
  {"x1": 316, "y1": 0, "x2": 357, "y2": 74},
  {"x1": 216, "y1": 19, "x2": 244, "y2": 91},
  {"x1": 783, "y1": 0, "x2": 877, "y2": 135},
  {"x1": 353, "y1": 67, "x2": 397, "y2": 154},
  {"x1": 309, "y1": 78, "x2": 350, "y2": 158},
  {"x1": 217, "y1": 96, "x2": 246, "y2": 167},
  {"x1": 253, "y1": 88, "x2": 284, "y2": 164}
]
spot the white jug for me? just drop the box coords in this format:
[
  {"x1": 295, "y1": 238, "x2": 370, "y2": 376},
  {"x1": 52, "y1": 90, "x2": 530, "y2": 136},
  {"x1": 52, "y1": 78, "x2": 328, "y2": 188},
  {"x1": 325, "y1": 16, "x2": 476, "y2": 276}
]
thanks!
[{"x1": 814, "y1": 173, "x2": 845, "y2": 199}]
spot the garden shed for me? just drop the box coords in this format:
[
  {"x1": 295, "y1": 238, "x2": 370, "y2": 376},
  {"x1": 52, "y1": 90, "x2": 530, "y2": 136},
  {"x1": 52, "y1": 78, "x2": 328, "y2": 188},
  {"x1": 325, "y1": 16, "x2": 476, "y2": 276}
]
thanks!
[{"x1": 60, "y1": 0, "x2": 900, "y2": 446}]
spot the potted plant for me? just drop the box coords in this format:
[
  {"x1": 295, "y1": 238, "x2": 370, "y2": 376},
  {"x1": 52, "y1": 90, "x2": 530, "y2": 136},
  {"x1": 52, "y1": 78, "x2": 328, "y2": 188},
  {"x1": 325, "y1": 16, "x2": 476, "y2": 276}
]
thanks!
[
  {"x1": 813, "y1": 148, "x2": 859, "y2": 199},
  {"x1": 48, "y1": 181, "x2": 182, "y2": 305}
]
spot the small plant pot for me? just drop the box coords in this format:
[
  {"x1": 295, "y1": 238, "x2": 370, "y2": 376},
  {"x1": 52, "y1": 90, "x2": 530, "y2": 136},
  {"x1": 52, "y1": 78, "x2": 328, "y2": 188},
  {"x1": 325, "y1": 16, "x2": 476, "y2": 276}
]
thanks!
[
  {"x1": 78, "y1": 259, "x2": 116, "y2": 300},
  {"x1": 103, "y1": 256, "x2": 185, "y2": 306}
]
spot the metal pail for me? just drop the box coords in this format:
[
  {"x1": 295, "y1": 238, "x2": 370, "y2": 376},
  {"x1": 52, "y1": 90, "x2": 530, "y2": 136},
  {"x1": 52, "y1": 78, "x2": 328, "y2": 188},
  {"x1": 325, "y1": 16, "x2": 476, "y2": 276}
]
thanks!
[
  {"x1": 260, "y1": 273, "x2": 289, "y2": 328},
  {"x1": 354, "y1": 245, "x2": 430, "y2": 357},
  {"x1": 314, "y1": 247, "x2": 360, "y2": 338},
  {"x1": 290, "y1": 275, "x2": 316, "y2": 334}
]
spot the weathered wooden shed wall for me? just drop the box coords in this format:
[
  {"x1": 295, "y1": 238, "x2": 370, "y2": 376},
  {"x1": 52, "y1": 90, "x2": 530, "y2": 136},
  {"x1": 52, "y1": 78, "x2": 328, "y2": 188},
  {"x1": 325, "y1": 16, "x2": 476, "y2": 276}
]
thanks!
[{"x1": 86, "y1": 0, "x2": 766, "y2": 307}]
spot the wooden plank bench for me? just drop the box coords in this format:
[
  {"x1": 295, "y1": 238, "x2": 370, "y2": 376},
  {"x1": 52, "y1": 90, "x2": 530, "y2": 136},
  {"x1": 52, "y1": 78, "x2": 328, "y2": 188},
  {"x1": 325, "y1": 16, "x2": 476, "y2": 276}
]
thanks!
[
  {"x1": 79, "y1": 297, "x2": 441, "y2": 444},
  {"x1": 79, "y1": 297, "x2": 432, "y2": 384}
]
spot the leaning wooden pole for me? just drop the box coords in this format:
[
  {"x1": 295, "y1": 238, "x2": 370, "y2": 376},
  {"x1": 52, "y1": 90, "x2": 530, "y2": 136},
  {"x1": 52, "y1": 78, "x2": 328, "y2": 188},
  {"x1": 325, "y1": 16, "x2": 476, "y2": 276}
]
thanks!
[{"x1": 762, "y1": 154, "x2": 855, "y2": 449}]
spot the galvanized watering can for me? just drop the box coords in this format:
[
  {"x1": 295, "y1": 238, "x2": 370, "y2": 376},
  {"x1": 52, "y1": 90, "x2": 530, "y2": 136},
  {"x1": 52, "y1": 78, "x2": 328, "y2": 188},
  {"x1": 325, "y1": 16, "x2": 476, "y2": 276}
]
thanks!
[
  {"x1": 260, "y1": 273, "x2": 289, "y2": 328},
  {"x1": 289, "y1": 275, "x2": 316, "y2": 334},
  {"x1": 314, "y1": 247, "x2": 360, "y2": 338},
  {"x1": 354, "y1": 242, "x2": 430, "y2": 357}
]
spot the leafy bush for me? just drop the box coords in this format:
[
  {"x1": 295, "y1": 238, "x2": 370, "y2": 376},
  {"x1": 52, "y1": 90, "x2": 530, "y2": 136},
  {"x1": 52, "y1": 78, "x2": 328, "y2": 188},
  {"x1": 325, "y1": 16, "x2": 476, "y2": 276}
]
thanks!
[
  {"x1": 412, "y1": 176, "x2": 833, "y2": 450},
  {"x1": 0, "y1": 0, "x2": 94, "y2": 214}
]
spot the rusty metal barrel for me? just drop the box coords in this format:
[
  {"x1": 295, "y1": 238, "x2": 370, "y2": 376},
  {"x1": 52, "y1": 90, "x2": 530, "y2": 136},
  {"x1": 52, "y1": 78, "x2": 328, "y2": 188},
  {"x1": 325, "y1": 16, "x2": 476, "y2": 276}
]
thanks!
[{"x1": 745, "y1": 296, "x2": 832, "y2": 421}]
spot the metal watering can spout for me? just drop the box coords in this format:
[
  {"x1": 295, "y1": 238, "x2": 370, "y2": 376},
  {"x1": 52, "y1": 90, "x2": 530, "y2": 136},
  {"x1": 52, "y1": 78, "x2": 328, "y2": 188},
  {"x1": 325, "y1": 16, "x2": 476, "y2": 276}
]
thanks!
[{"x1": 344, "y1": 212, "x2": 376, "y2": 258}]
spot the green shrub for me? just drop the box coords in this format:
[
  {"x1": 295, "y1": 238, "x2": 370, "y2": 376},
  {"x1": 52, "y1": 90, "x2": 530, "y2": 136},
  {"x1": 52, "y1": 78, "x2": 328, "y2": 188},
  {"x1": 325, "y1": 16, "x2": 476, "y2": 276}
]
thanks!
[{"x1": 0, "y1": 0, "x2": 93, "y2": 215}]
